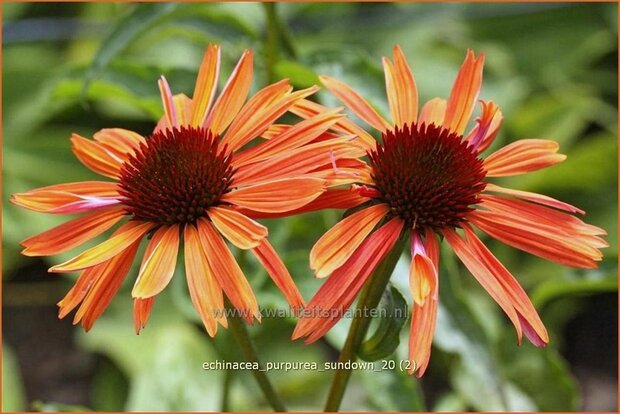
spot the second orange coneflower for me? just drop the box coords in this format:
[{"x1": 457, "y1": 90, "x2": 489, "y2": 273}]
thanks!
[
  {"x1": 12, "y1": 44, "x2": 362, "y2": 335},
  {"x1": 293, "y1": 46, "x2": 607, "y2": 377}
]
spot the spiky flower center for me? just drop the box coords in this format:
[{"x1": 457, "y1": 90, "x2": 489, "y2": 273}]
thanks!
[
  {"x1": 369, "y1": 123, "x2": 486, "y2": 231},
  {"x1": 118, "y1": 126, "x2": 233, "y2": 225}
]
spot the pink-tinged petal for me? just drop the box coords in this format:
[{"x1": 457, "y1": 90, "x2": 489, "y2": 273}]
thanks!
[
  {"x1": 409, "y1": 232, "x2": 438, "y2": 306},
  {"x1": 204, "y1": 50, "x2": 253, "y2": 134},
  {"x1": 207, "y1": 206, "x2": 268, "y2": 249},
  {"x1": 484, "y1": 183, "x2": 584, "y2": 214},
  {"x1": 484, "y1": 139, "x2": 566, "y2": 177},
  {"x1": 132, "y1": 225, "x2": 180, "y2": 298},
  {"x1": 158, "y1": 75, "x2": 178, "y2": 129},
  {"x1": 197, "y1": 218, "x2": 260, "y2": 323},
  {"x1": 462, "y1": 224, "x2": 548, "y2": 346},
  {"x1": 71, "y1": 238, "x2": 140, "y2": 331},
  {"x1": 155, "y1": 94, "x2": 193, "y2": 132},
  {"x1": 320, "y1": 75, "x2": 391, "y2": 132},
  {"x1": 443, "y1": 50, "x2": 485, "y2": 134},
  {"x1": 443, "y1": 227, "x2": 523, "y2": 342},
  {"x1": 222, "y1": 177, "x2": 325, "y2": 213},
  {"x1": 465, "y1": 100, "x2": 503, "y2": 153},
  {"x1": 383, "y1": 45, "x2": 418, "y2": 128},
  {"x1": 21, "y1": 206, "x2": 125, "y2": 256},
  {"x1": 290, "y1": 98, "x2": 376, "y2": 151},
  {"x1": 418, "y1": 98, "x2": 447, "y2": 126},
  {"x1": 233, "y1": 107, "x2": 344, "y2": 167},
  {"x1": 252, "y1": 238, "x2": 305, "y2": 310},
  {"x1": 185, "y1": 224, "x2": 226, "y2": 336},
  {"x1": 50, "y1": 221, "x2": 153, "y2": 273},
  {"x1": 310, "y1": 203, "x2": 390, "y2": 278},
  {"x1": 293, "y1": 218, "x2": 404, "y2": 343},
  {"x1": 71, "y1": 134, "x2": 124, "y2": 179},
  {"x1": 133, "y1": 297, "x2": 155, "y2": 334},
  {"x1": 191, "y1": 44, "x2": 221, "y2": 127}
]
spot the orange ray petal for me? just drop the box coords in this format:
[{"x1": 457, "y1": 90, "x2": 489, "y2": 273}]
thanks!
[
  {"x1": 484, "y1": 183, "x2": 584, "y2": 214},
  {"x1": 418, "y1": 98, "x2": 447, "y2": 126},
  {"x1": 222, "y1": 177, "x2": 325, "y2": 213},
  {"x1": 320, "y1": 75, "x2": 391, "y2": 132},
  {"x1": 443, "y1": 227, "x2": 523, "y2": 342},
  {"x1": 93, "y1": 128, "x2": 145, "y2": 158},
  {"x1": 50, "y1": 221, "x2": 153, "y2": 273},
  {"x1": 72, "y1": 239, "x2": 141, "y2": 331},
  {"x1": 204, "y1": 50, "x2": 253, "y2": 134},
  {"x1": 207, "y1": 206, "x2": 268, "y2": 249},
  {"x1": 191, "y1": 44, "x2": 221, "y2": 127},
  {"x1": 233, "y1": 108, "x2": 345, "y2": 167},
  {"x1": 133, "y1": 297, "x2": 155, "y2": 334},
  {"x1": 132, "y1": 225, "x2": 180, "y2": 298},
  {"x1": 408, "y1": 230, "x2": 439, "y2": 377},
  {"x1": 71, "y1": 134, "x2": 124, "y2": 179},
  {"x1": 252, "y1": 238, "x2": 305, "y2": 310},
  {"x1": 465, "y1": 100, "x2": 503, "y2": 153},
  {"x1": 443, "y1": 50, "x2": 485, "y2": 135},
  {"x1": 155, "y1": 94, "x2": 193, "y2": 132},
  {"x1": 383, "y1": 45, "x2": 418, "y2": 128},
  {"x1": 462, "y1": 224, "x2": 548, "y2": 346},
  {"x1": 293, "y1": 218, "x2": 404, "y2": 343},
  {"x1": 158, "y1": 75, "x2": 178, "y2": 129},
  {"x1": 197, "y1": 218, "x2": 260, "y2": 323},
  {"x1": 409, "y1": 232, "x2": 438, "y2": 306},
  {"x1": 290, "y1": 98, "x2": 376, "y2": 151},
  {"x1": 311, "y1": 204, "x2": 390, "y2": 278},
  {"x1": 185, "y1": 224, "x2": 226, "y2": 336},
  {"x1": 21, "y1": 206, "x2": 126, "y2": 256},
  {"x1": 484, "y1": 139, "x2": 566, "y2": 177}
]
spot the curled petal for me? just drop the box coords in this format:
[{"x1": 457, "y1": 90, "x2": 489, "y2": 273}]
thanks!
[
  {"x1": 133, "y1": 297, "x2": 155, "y2": 334},
  {"x1": 465, "y1": 100, "x2": 503, "y2": 152}
]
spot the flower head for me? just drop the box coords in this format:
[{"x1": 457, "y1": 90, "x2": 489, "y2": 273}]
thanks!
[
  {"x1": 292, "y1": 46, "x2": 607, "y2": 376},
  {"x1": 12, "y1": 44, "x2": 361, "y2": 335}
]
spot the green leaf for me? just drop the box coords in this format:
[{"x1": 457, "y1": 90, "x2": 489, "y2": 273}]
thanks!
[
  {"x1": 358, "y1": 284, "x2": 408, "y2": 361},
  {"x1": 2, "y1": 343, "x2": 26, "y2": 412},
  {"x1": 531, "y1": 271, "x2": 618, "y2": 309},
  {"x1": 83, "y1": 3, "x2": 180, "y2": 95}
]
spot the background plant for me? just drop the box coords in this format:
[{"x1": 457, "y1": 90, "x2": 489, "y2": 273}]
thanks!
[{"x1": 2, "y1": 2, "x2": 617, "y2": 411}]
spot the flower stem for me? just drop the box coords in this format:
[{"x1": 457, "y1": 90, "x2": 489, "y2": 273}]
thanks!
[
  {"x1": 226, "y1": 298, "x2": 287, "y2": 412},
  {"x1": 323, "y1": 231, "x2": 409, "y2": 412}
]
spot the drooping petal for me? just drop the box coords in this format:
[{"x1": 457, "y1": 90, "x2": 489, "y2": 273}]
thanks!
[
  {"x1": 409, "y1": 232, "x2": 438, "y2": 306},
  {"x1": 71, "y1": 238, "x2": 141, "y2": 331},
  {"x1": 191, "y1": 44, "x2": 221, "y2": 127},
  {"x1": 222, "y1": 177, "x2": 325, "y2": 213},
  {"x1": 21, "y1": 206, "x2": 126, "y2": 256},
  {"x1": 133, "y1": 297, "x2": 155, "y2": 334},
  {"x1": 252, "y1": 238, "x2": 305, "y2": 310},
  {"x1": 417, "y1": 98, "x2": 446, "y2": 126},
  {"x1": 71, "y1": 134, "x2": 124, "y2": 178},
  {"x1": 132, "y1": 225, "x2": 180, "y2": 298},
  {"x1": 50, "y1": 221, "x2": 153, "y2": 273},
  {"x1": 293, "y1": 218, "x2": 404, "y2": 343},
  {"x1": 11, "y1": 181, "x2": 120, "y2": 214},
  {"x1": 197, "y1": 218, "x2": 260, "y2": 323},
  {"x1": 443, "y1": 50, "x2": 485, "y2": 135},
  {"x1": 204, "y1": 50, "x2": 253, "y2": 134},
  {"x1": 289, "y1": 98, "x2": 376, "y2": 151},
  {"x1": 484, "y1": 139, "x2": 566, "y2": 177},
  {"x1": 207, "y1": 206, "x2": 268, "y2": 249},
  {"x1": 310, "y1": 203, "x2": 390, "y2": 278},
  {"x1": 320, "y1": 75, "x2": 391, "y2": 132},
  {"x1": 383, "y1": 45, "x2": 418, "y2": 128},
  {"x1": 484, "y1": 183, "x2": 584, "y2": 214},
  {"x1": 443, "y1": 227, "x2": 523, "y2": 341},
  {"x1": 465, "y1": 100, "x2": 503, "y2": 153},
  {"x1": 185, "y1": 224, "x2": 226, "y2": 336},
  {"x1": 233, "y1": 108, "x2": 345, "y2": 167},
  {"x1": 461, "y1": 224, "x2": 548, "y2": 346}
]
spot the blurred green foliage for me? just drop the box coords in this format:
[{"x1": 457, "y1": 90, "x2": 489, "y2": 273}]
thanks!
[{"x1": 2, "y1": 2, "x2": 617, "y2": 412}]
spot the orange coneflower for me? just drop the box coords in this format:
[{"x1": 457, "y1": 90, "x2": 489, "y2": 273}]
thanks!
[
  {"x1": 12, "y1": 44, "x2": 362, "y2": 335},
  {"x1": 292, "y1": 46, "x2": 607, "y2": 377}
]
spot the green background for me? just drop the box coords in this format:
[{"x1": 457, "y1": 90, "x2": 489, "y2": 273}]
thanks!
[{"x1": 2, "y1": 2, "x2": 617, "y2": 411}]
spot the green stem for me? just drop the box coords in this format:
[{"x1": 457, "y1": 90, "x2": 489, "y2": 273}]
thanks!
[
  {"x1": 220, "y1": 369, "x2": 233, "y2": 412},
  {"x1": 324, "y1": 231, "x2": 409, "y2": 412},
  {"x1": 226, "y1": 298, "x2": 287, "y2": 412},
  {"x1": 262, "y1": 2, "x2": 297, "y2": 83}
]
